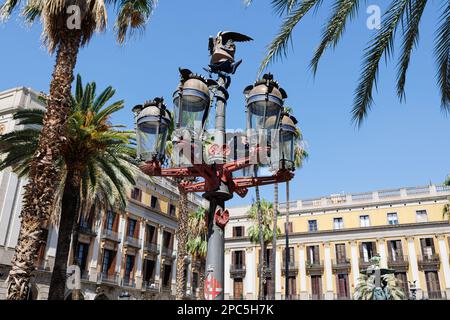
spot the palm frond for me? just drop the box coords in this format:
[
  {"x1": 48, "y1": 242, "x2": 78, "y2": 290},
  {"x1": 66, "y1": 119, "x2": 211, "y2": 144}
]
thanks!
[
  {"x1": 310, "y1": 0, "x2": 361, "y2": 75},
  {"x1": 259, "y1": 0, "x2": 324, "y2": 75},
  {"x1": 396, "y1": 0, "x2": 427, "y2": 101},
  {"x1": 434, "y1": 1, "x2": 450, "y2": 111},
  {"x1": 351, "y1": 0, "x2": 410, "y2": 127},
  {"x1": 114, "y1": 0, "x2": 157, "y2": 44}
]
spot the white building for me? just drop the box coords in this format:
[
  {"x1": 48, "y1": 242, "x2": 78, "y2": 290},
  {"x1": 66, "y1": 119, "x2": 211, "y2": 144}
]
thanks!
[{"x1": 0, "y1": 87, "x2": 207, "y2": 300}]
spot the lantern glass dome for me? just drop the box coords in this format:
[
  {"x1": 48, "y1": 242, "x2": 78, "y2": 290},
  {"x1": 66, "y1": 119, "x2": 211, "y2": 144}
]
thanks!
[
  {"x1": 173, "y1": 77, "x2": 210, "y2": 138},
  {"x1": 135, "y1": 101, "x2": 171, "y2": 162}
]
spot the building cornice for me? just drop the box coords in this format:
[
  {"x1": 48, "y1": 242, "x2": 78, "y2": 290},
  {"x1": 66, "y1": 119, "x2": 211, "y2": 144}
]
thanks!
[{"x1": 225, "y1": 221, "x2": 450, "y2": 245}]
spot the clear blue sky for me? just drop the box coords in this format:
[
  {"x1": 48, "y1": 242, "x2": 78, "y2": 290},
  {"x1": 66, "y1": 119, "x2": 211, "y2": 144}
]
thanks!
[{"x1": 0, "y1": 0, "x2": 448, "y2": 206}]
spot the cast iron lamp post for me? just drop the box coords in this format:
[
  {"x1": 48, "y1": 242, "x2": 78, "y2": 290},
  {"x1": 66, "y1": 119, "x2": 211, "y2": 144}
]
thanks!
[{"x1": 134, "y1": 31, "x2": 299, "y2": 300}]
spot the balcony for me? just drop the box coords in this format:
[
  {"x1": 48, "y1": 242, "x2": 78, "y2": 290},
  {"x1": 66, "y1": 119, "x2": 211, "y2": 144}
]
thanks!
[
  {"x1": 358, "y1": 258, "x2": 373, "y2": 271},
  {"x1": 161, "y1": 284, "x2": 172, "y2": 293},
  {"x1": 305, "y1": 260, "x2": 324, "y2": 275},
  {"x1": 78, "y1": 223, "x2": 97, "y2": 237},
  {"x1": 332, "y1": 258, "x2": 351, "y2": 274},
  {"x1": 124, "y1": 236, "x2": 142, "y2": 249},
  {"x1": 229, "y1": 264, "x2": 246, "y2": 278},
  {"x1": 387, "y1": 255, "x2": 409, "y2": 271},
  {"x1": 161, "y1": 247, "x2": 174, "y2": 259},
  {"x1": 98, "y1": 272, "x2": 119, "y2": 285},
  {"x1": 422, "y1": 291, "x2": 448, "y2": 300},
  {"x1": 257, "y1": 263, "x2": 272, "y2": 278},
  {"x1": 144, "y1": 242, "x2": 160, "y2": 255},
  {"x1": 418, "y1": 254, "x2": 440, "y2": 271},
  {"x1": 122, "y1": 277, "x2": 136, "y2": 288},
  {"x1": 281, "y1": 261, "x2": 298, "y2": 276},
  {"x1": 101, "y1": 229, "x2": 121, "y2": 243},
  {"x1": 142, "y1": 280, "x2": 160, "y2": 293}
]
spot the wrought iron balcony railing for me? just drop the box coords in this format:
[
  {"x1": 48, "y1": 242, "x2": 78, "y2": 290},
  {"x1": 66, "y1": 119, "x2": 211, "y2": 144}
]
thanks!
[
  {"x1": 281, "y1": 261, "x2": 298, "y2": 276},
  {"x1": 101, "y1": 229, "x2": 121, "y2": 242},
  {"x1": 144, "y1": 242, "x2": 160, "y2": 255},
  {"x1": 230, "y1": 264, "x2": 246, "y2": 278},
  {"x1": 161, "y1": 247, "x2": 174, "y2": 259},
  {"x1": 122, "y1": 277, "x2": 136, "y2": 288},
  {"x1": 124, "y1": 236, "x2": 142, "y2": 248},
  {"x1": 98, "y1": 272, "x2": 119, "y2": 285},
  {"x1": 142, "y1": 280, "x2": 160, "y2": 292},
  {"x1": 305, "y1": 260, "x2": 324, "y2": 275},
  {"x1": 417, "y1": 254, "x2": 440, "y2": 271},
  {"x1": 387, "y1": 255, "x2": 409, "y2": 270},
  {"x1": 332, "y1": 258, "x2": 351, "y2": 273}
]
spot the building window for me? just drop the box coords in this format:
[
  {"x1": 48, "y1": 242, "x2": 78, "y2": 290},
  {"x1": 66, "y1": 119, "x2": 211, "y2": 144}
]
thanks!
[
  {"x1": 127, "y1": 218, "x2": 137, "y2": 237},
  {"x1": 333, "y1": 217, "x2": 344, "y2": 230},
  {"x1": 416, "y1": 210, "x2": 428, "y2": 223},
  {"x1": 150, "y1": 196, "x2": 158, "y2": 209},
  {"x1": 105, "y1": 210, "x2": 115, "y2": 231},
  {"x1": 360, "y1": 215, "x2": 370, "y2": 227},
  {"x1": 75, "y1": 242, "x2": 90, "y2": 272},
  {"x1": 124, "y1": 255, "x2": 135, "y2": 281},
  {"x1": 131, "y1": 187, "x2": 142, "y2": 201},
  {"x1": 387, "y1": 213, "x2": 399, "y2": 225},
  {"x1": 285, "y1": 222, "x2": 293, "y2": 233},
  {"x1": 101, "y1": 249, "x2": 114, "y2": 275},
  {"x1": 232, "y1": 250, "x2": 245, "y2": 267},
  {"x1": 307, "y1": 245, "x2": 320, "y2": 264},
  {"x1": 169, "y1": 204, "x2": 176, "y2": 216},
  {"x1": 420, "y1": 238, "x2": 435, "y2": 258},
  {"x1": 388, "y1": 240, "x2": 404, "y2": 261},
  {"x1": 308, "y1": 220, "x2": 318, "y2": 232},
  {"x1": 360, "y1": 242, "x2": 377, "y2": 262},
  {"x1": 233, "y1": 226, "x2": 245, "y2": 237}
]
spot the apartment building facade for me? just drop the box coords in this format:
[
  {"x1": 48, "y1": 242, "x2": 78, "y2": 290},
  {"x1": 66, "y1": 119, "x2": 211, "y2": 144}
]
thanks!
[
  {"x1": 0, "y1": 87, "x2": 207, "y2": 300},
  {"x1": 224, "y1": 184, "x2": 450, "y2": 300}
]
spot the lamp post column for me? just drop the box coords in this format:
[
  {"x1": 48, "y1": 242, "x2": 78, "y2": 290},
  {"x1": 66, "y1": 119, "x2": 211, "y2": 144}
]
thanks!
[{"x1": 203, "y1": 75, "x2": 232, "y2": 300}]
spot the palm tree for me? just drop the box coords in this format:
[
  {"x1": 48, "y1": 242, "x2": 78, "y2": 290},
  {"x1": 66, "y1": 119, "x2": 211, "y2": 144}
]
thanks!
[
  {"x1": 0, "y1": 75, "x2": 138, "y2": 299},
  {"x1": 248, "y1": 198, "x2": 280, "y2": 299},
  {"x1": 1, "y1": 0, "x2": 156, "y2": 300},
  {"x1": 186, "y1": 207, "x2": 208, "y2": 300},
  {"x1": 353, "y1": 256, "x2": 406, "y2": 300},
  {"x1": 249, "y1": 0, "x2": 449, "y2": 126}
]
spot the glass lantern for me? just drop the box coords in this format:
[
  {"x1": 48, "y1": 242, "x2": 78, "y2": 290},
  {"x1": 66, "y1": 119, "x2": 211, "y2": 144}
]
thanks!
[
  {"x1": 134, "y1": 98, "x2": 171, "y2": 162},
  {"x1": 173, "y1": 74, "x2": 211, "y2": 140},
  {"x1": 279, "y1": 114, "x2": 298, "y2": 171}
]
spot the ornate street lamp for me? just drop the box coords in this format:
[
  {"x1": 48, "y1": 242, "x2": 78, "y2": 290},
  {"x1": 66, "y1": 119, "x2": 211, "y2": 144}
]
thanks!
[
  {"x1": 136, "y1": 32, "x2": 298, "y2": 301},
  {"x1": 133, "y1": 98, "x2": 171, "y2": 162}
]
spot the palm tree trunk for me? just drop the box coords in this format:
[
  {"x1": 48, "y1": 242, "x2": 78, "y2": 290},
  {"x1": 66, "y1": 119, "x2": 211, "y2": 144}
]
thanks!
[
  {"x1": 198, "y1": 258, "x2": 206, "y2": 300},
  {"x1": 70, "y1": 198, "x2": 83, "y2": 300},
  {"x1": 6, "y1": 30, "x2": 82, "y2": 300},
  {"x1": 254, "y1": 167, "x2": 265, "y2": 300},
  {"x1": 271, "y1": 182, "x2": 278, "y2": 299},
  {"x1": 175, "y1": 185, "x2": 189, "y2": 300},
  {"x1": 48, "y1": 170, "x2": 80, "y2": 300}
]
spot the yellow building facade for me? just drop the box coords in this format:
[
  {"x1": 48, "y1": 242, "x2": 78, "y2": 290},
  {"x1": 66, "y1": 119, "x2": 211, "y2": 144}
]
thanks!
[{"x1": 224, "y1": 184, "x2": 450, "y2": 300}]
